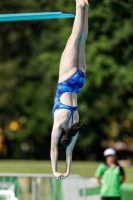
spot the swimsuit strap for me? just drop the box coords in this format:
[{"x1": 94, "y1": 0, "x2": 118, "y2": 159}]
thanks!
[
  {"x1": 71, "y1": 110, "x2": 74, "y2": 125},
  {"x1": 64, "y1": 110, "x2": 74, "y2": 129}
]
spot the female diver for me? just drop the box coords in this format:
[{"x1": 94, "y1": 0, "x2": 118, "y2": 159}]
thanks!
[{"x1": 51, "y1": 0, "x2": 89, "y2": 180}]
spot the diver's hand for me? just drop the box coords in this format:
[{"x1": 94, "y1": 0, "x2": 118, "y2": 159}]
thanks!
[
  {"x1": 62, "y1": 172, "x2": 69, "y2": 179},
  {"x1": 54, "y1": 172, "x2": 63, "y2": 180}
]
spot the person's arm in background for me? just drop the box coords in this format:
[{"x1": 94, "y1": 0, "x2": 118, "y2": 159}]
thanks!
[
  {"x1": 95, "y1": 176, "x2": 102, "y2": 185},
  {"x1": 120, "y1": 175, "x2": 126, "y2": 184},
  {"x1": 120, "y1": 166, "x2": 126, "y2": 184},
  {"x1": 94, "y1": 163, "x2": 105, "y2": 185}
]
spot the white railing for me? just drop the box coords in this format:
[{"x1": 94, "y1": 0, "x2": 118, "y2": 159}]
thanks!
[
  {"x1": 0, "y1": 173, "x2": 100, "y2": 200},
  {"x1": 0, "y1": 190, "x2": 18, "y2": 200}
]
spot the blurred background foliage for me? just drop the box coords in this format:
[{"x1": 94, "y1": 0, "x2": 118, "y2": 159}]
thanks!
[{"x1": 0, "y1": 0, "x2": 133, "y2": 161}]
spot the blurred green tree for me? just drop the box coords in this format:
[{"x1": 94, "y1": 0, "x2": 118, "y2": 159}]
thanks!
[{"x1": 0, "y1": 0, "x2": 133, "y2": 160}]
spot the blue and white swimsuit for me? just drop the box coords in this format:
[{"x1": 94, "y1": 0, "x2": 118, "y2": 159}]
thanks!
[{"x1": 52, "y1": 69, "x2": 85, "y2": 123}]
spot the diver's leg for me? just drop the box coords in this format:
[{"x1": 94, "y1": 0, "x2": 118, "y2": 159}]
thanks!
[
  {"x1": 77, "y1": 5, "x2": 89, "y2": 74},
  {"x1": 59, "y1": 0, "x2": 87, "y2": 82}
]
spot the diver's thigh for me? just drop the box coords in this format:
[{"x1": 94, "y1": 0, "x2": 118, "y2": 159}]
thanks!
[{"x1": 59, "y1": 38, "x2": 78, "y2": 77}]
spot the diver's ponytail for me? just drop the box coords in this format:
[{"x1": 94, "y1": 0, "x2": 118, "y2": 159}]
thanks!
[
  {"x1": 68, "y1": 121, "x2": 89, "y2": 136},
  {"x1": 58, "y1": 121, "x2": 89, "y2": 148}
]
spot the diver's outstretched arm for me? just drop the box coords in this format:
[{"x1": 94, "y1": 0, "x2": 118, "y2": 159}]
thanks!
[
  {"x1": 62, "y1": 134, "x2": 78, "y2": 178},
  {"x1": 51, "y1": 123, "x2": 78, "y2": 179},
  {"x1": 50, "y1": 123, "x2": 63, "y2": 179}
]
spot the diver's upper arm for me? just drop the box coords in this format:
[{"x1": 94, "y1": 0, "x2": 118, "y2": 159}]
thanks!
[
  {"x1": 66, "y1": 134, "x2": 78, "y2": 154},
  {"x1": 51, "y1": 123, "x2": 62, "y2": 147}
]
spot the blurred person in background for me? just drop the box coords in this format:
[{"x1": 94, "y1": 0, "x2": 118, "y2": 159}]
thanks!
[
  {"x1": 95, "y1": 148, "x2": 126, "y2": 200},
  {"x1": 51, "y1": 0, "x2": 89, "y2": 180}
]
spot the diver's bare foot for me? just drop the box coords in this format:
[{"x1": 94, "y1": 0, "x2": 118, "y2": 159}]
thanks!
[
  {"x1": 76, "y1": 0, "x2": 86, "y2": 8},
  {"x1": 76, "y1": 0, "x2": 89, "y2": 8}
]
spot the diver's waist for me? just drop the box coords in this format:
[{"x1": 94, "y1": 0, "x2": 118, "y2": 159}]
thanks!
[{"x1": 52, "y1": 103, "x2": 78, "y2": 116}]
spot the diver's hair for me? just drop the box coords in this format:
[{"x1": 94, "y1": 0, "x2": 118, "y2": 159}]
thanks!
[
  {"x1": 58, "y1": 121, "x2": 89, "y2": 148},
  {"x1": 58, "y1": 129, "x2": 72, "y2": 148}
]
